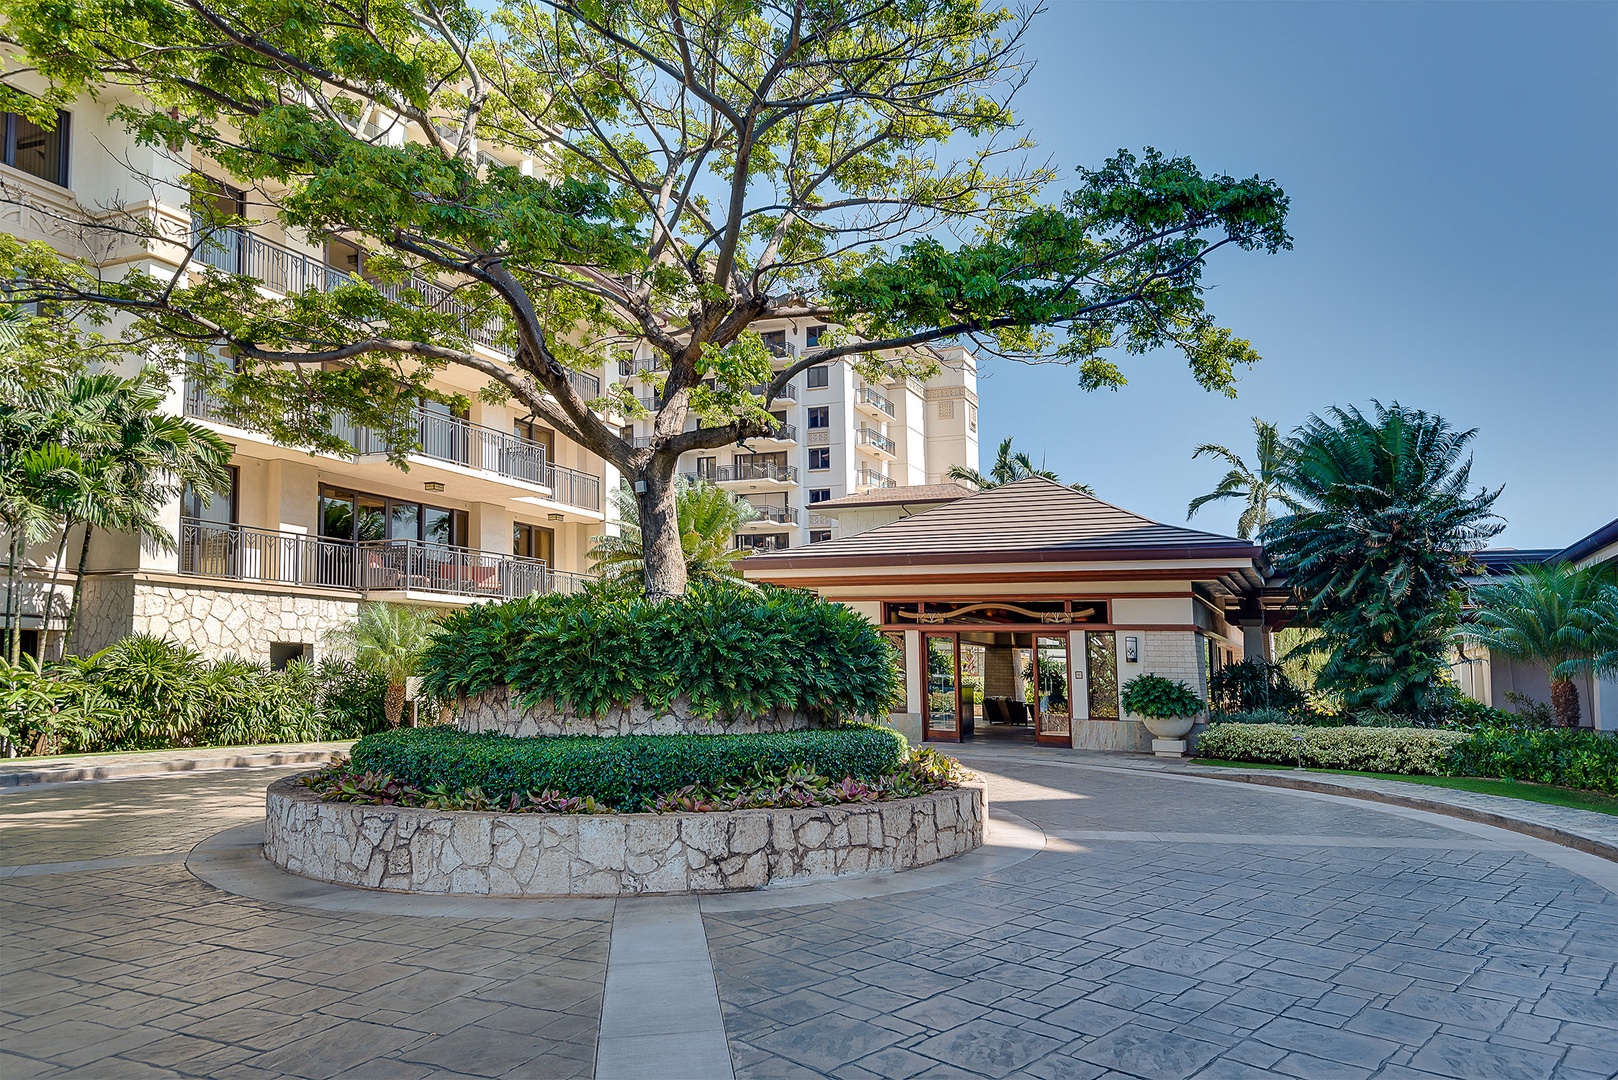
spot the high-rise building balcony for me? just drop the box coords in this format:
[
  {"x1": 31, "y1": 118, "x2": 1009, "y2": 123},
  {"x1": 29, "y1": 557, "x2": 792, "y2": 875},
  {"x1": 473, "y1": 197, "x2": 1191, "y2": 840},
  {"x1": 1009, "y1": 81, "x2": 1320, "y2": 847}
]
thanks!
[
  {"x1": 855, "y1": 386, "x2": 896, "y2": 419},
  {"x1": 742, "y1": 503, "x2": 799, "y2": 525},
  {"x1": 855, "y1": 467, "x2": 896, "y2": 489},
  {"x1": 857, "y1": 426, "x2": 898, "y2": 458},
  {"x1": 184, "y1": 379, "x2": 602, "y2": 511},
  {"x1": 682, "y1": 461, "x2": 799, "y2": 487},
  {"x1": 178, "y1": 520, "x2": 591, "y2": 600},
  {"x1": 189, "y1": 225, "x2": 601, "y2": 400}
]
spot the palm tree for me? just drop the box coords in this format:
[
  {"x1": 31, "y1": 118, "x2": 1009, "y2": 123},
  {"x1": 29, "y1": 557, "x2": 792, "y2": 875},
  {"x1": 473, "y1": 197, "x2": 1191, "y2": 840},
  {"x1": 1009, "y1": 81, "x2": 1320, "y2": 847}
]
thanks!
[
  {"x1": 59, "y1": 376, "x2": 233, "y2": 652},
  {"x1": 949, "y1": 437, "x2": 1093, "y2": 494},
  {"x1": 1463, "y1": 563, "x2": 1618, "y2": 728},
  {"x1": 0, "y1": 445, "x2": 87, "y2": 662},
  {"x1": 327, "y1": 603, "x2": 441, "y2": 727},
  {"x1": 1186, "y1": 418, "x2": 1303, "y2": 539},
  {"x1": 1265, "y1": 402, "x2": 1504, "y2": 716},
  {"x1": 589, "y1": 477, "x2": 759, "y2": 584}
]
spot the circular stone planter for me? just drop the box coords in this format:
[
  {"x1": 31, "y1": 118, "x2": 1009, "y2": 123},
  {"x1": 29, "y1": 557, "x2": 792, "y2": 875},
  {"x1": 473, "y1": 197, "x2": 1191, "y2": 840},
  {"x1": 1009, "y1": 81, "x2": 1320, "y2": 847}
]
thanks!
[
  {"x1": 454, "y1": 688, "x2": 823, "y2": 738},
  {"x1": 264, "y1": 776, "x2": 986, "y2": 897}
]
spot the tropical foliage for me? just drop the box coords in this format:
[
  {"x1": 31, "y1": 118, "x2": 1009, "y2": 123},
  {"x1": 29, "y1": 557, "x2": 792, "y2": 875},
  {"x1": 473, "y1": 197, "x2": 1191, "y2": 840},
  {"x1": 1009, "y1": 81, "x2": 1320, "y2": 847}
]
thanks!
[
  {"x1": 1207, "y1": 658, "x2": 1309, "y2": 716},
  {"x1": 1264, "y1": 402, "x2": 1503, "y2": 717},
  {"x1": 0, "y1": 636, "x2": 390, "y2": 756},
  {"x1": 1186, "y1": 417, "x2": 1303, "y2": 539},
  {"x1": 948, "y1": 437, "x2": 1093, "y2": 495},
  {"x1": 589, "y1": 478, "x2": 758, "y2": 584},
  {"x1": 1119, "y1": 674, "x2": 1205, "y2": 719},
  {"x1": 325, "y1": 602, "x2": 442, "y2": 727},
  {"x1": 1462, "y1": 562, "x2": 1618, "y2": 728},
  {"x1": 1449, "y1": 728, "x2": 1618, "y2": 795},
  {"x1": 0, "y1": 367, "x2": 232, "y2": 660},
  {"x1": 345, "y1": 725, "x2": 911, "y2": 811},
  {"x1": 1197, "y1": 722, "x2": 1468, "y2": 774},
  {"x1": 420, "y1": 581, "x2": 900, "y2": 720},
  {"x1": 0, "y1": 0, "x2": 1290, "y2": 597}
]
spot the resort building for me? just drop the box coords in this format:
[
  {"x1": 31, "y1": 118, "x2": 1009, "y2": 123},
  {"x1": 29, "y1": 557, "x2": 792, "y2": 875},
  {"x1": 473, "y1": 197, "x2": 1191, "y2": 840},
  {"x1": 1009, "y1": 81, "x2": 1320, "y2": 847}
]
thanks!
[
  {"x1": 617, "y1": 328, "x2": 979, "y2": 551},
  {"x1": 1, "y1": 78, "x2": 982, "y2": 662},
  {"x1": 742, "y1": 477, "x2": 1287, "y2": 752},
  {"x1": 1454, "y1": 517, "x2": 1618, "y2": 732}
]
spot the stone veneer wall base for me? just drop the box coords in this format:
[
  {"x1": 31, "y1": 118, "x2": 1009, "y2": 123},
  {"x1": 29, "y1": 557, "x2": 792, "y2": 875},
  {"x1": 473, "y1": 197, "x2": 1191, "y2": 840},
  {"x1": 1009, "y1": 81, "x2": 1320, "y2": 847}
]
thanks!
[{"x1": 264, "y1": 776, "x2": 985, "y2": 897}]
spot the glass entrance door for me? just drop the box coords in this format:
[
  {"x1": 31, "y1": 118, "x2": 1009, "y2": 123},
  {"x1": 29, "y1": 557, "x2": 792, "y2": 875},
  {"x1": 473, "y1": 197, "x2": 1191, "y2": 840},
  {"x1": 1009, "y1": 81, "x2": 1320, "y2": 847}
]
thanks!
[
  {"x1": 1087, "y1": 632, "x2": 1120, "y2": 719},
  {"x1": 1033, "y1": 635, "x2": 1072, "y2": 745},
  {"x1": 923, "y1": 634, "x2": 961, "y2": 742}
]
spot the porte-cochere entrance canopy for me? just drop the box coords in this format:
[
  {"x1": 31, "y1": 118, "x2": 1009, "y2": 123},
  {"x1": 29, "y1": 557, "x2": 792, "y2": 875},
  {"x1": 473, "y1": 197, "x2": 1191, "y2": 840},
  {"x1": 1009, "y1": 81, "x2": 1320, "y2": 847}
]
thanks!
[{"x1": 742, "y1": 477, "x2": 1291, "y2": 752}]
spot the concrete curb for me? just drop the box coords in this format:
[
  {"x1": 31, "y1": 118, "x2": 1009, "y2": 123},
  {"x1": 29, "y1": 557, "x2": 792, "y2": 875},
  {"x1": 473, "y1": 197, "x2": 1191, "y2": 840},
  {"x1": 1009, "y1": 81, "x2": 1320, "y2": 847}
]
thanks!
[
  {"x1": 1177, "y1": 767, "x2": 1618, "y2": 863},
  {"x1": 0, "y1": 743, "x2": 353, "y2": 788}
]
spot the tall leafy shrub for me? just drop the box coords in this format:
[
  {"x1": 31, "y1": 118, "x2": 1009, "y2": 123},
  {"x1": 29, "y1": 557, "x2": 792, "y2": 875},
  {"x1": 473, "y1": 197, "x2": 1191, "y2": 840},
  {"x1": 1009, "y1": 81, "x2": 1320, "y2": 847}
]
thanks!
[{"x1": 422, "y1": 581, "x2": 898, "y2": 719}]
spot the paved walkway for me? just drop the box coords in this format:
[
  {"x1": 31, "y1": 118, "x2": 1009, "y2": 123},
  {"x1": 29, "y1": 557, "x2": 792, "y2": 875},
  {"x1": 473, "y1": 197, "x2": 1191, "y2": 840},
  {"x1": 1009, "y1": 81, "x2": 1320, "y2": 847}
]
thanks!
[
  {"x1": 0, "y1": 743, "x2": 354, "y2": 788},
  {"x1": 2, "y1": 752, "x2": 1615, "y2": 1079}
]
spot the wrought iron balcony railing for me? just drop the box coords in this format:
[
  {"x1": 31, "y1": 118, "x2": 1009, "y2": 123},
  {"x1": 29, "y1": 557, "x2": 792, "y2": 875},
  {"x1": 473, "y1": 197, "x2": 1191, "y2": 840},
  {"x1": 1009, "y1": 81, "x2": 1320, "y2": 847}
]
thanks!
[
  {"x1": 735, "y1": 534, "x2": 789, "y2": 551},
  {"x1": 185, "y1": 380, "x2": 602, "y2": 511},
  {"x1": 190, "y1": 224, "x2": 601, "y2": 400},
  {"x1": 178, "y1": 520, "x2": 592, "y2": 599},
  {"x1": 682, "y1": 461, "x2": 799, "y2": 485},
  {"x1": 858, "y1": 427, "x2": 897, "y2": 455},
  {"x1": 857, "y1": 387, "x2": 896, "y2": 417},
  {"x1": 746, "y1": 503, "x2": 799, "y2": 524},
  {"x1": 855, "y1": 468, "x2": 896, "y2": 489}
]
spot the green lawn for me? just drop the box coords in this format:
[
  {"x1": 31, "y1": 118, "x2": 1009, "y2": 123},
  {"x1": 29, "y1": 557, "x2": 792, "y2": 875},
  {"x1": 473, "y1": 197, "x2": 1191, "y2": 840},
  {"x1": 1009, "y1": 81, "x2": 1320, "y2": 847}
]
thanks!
[{"x1": 1191, "y1": 759, "x2": 1618, "y2": 817}]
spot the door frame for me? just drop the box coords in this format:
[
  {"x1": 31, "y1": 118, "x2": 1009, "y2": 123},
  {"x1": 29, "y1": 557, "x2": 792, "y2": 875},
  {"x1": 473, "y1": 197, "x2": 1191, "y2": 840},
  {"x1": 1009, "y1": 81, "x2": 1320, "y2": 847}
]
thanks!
[
  {"x1": 921, "y1": 632, "x2": 963, "y2": 743},
  {"x1": 1031, "y1": 632, "x2": 1074, "y2": 747}
]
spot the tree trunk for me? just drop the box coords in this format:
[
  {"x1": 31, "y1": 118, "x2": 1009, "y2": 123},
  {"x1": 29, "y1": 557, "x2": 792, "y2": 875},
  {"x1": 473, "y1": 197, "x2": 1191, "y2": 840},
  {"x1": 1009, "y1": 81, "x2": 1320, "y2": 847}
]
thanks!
[
  {"x1": 1550, "y1": 677, "x2": 1581, "y2": 729},
  {"x1": 5, "y1": 532, "x2": 21, "y2": 665},
  {"x1": 40, "y1": 524, "x2": 72, "y2": 661},
  {"x1": 384, "y1": 681, "x2": 406, "y2": 728},
  {"x1": 61, "y1": 524, "x2": 94, "y2": 656},
  {"x1": 636, "y1": 467, "x2": 688, "y2": 602}
]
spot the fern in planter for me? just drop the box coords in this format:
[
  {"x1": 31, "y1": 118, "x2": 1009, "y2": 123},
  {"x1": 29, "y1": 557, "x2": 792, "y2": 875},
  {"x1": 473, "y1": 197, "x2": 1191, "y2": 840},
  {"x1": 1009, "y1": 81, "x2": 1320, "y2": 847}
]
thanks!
[{"x1": 1120, "y1": 674, "x2": 1205, "y2": 720}]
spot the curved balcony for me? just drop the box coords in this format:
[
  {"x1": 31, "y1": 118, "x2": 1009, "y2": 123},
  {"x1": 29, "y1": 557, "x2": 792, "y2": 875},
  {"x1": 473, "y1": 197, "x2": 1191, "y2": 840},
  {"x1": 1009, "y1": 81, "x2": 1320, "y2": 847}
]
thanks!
[
  {"x1": 855, "y1": 467, "x2": 896, "y2": 489},
  {"x1": 744, "y1": 504, "x2": 799, "y2": 525},
  {"x1": 856, "y1": 386, "x2": 896, "y2": 418},
  {"x1": 858, "y1": 427, "x2": 897, "y2": 458}
]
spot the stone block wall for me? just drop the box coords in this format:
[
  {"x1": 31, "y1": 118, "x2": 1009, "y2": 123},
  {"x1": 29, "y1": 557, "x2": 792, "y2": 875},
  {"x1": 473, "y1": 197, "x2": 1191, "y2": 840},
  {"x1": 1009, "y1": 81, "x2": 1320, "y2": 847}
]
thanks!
[
  {"x1": 64, "y1": 576, "x2": 135, "y2": 655},
  {"x1": 264, "y1": 776, "x2": 986, "y2": 896},
  {"x1": 455, "y1": 687, "x2": 823, "y2": 737},
  {"x1": 1138, "y1": 630, "x2": 1207, "y2": 700},
  {"x1": 71, "y1": 580, "x2": 362, "y2": 662}
]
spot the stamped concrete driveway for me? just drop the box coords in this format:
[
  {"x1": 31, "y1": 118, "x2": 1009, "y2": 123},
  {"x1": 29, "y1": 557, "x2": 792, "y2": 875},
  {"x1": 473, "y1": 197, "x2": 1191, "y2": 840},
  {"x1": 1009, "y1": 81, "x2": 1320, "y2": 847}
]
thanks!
[{"x1": 2, "y1": 751, "x2": 1615, "y2": 1079}]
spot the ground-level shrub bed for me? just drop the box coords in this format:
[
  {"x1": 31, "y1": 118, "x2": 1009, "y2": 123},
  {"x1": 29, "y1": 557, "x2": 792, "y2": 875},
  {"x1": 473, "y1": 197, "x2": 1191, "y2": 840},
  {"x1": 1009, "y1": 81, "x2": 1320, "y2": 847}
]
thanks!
[
  {"x1": 345, "y1": 725, "x2": 912, "y2": 810},
  {"x1": 1199, "y1": 722, "x2": 1618, "y2": 794},
  {"x1": 1195, "y1": 723, "x2": 1466, "y2": 774},
  {"x1": 307, "y1": 738, "x2": 962, "y2": 813},
  {"x1": 1450, "y1": 728, "x2": 1618, "y2": 796}
]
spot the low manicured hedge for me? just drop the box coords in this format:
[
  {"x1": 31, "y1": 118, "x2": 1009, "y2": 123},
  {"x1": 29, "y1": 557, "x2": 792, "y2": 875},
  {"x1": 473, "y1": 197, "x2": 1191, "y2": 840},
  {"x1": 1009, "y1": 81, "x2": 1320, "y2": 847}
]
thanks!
[
  {"x1": 420, "y1": 581, "x2": 899, "y2": 720},
  {"x1": 348, "y1": 725, "x2": 909, "y2": 810},
  {"x1": 1195, "y1": 723, "x2": 1465, "y2": 775},
  {"x1": 1451, "y1": 728, "x2": 1618, "y2": 796}
]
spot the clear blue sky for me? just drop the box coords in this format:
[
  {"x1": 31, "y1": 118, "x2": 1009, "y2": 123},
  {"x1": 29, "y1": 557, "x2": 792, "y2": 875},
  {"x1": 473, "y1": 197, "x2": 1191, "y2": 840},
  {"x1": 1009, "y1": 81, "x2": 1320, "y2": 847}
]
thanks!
[{"x1": 975, "y1": 0, "x2": 1617, "y2": 549}]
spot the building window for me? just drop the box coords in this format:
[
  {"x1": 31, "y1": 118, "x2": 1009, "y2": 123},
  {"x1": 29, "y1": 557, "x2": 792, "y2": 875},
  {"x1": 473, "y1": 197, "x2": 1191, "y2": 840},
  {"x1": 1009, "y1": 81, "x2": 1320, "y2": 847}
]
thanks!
[
  {"x1": 318, "y1": 485, "x2": 466, "y2": 546},
  {"x1": 808, "y1": 448, "x2": 831, "y2": 470},
  {"x1": 809, "y1": 488, "x2": 831, "y2": 504},
  {"x1": 806, "y1": 325, "x2": 826, "y2": 348},
  {"x1": 695, "y1": 455, "x2": 718, "y2": 479},
  {"x1": 761, "y1": 330, "x2": 787, "y2": 356},
  {"x1": 269, "y1": 643, "x2": 312, "y2": 670},
  {"x1": 2, "y1": 107, "x2": 70, "y2": 188},
  {"x1": 806, "y1": 365, "x2": 830, "y2": 389},
  {"x1": 807, "y1": 406, "x2": 830, "y2": 429},
  {"x1": 810, "y1": 529, "x2": 832, "y2": 544},
  {"x1": 182, "y1": 465, "x2": 239, "y2": 525},
  {"x1": 514, "y1": 522, "x2": 555, "y2": 565}
]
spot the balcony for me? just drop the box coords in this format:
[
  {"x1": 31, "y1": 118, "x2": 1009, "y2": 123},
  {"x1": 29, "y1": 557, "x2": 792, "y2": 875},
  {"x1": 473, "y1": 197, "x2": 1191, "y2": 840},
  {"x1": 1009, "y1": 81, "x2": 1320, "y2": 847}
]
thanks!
[
  {"x1": 856, "y1": 386, "x2": 896, "y2": 418},
  {"x1": 178, "y1": 520, "x2": 591, "y2": 599},
  {"x1": 748, "y1": 381, "x2": 798, "y2": 403},
  {"x1": 735, "y1": 535, "x2": 789, "y2": 552},
  {"x1": 190, "y1": 226, "x2": 601, "y2": 400},
  {"x1": 748, "y1": 421, "x2": 796, "y2": 443},
  {"x1": 763, "y1": 338, "x2": 798, "y2": 359},
  {"x1": 855, "y1": 468, "x2": 895, "y2": 489},
  {"x1": 620, "y1": 355, "x2": 666, "y2": 377},
  {"x1": 745, "y1": 504, "x2": 799, "y2": 525},
  {"x1": 858, "y1": 427, "x2": 897, "y2": 457},
  {"x1": 184, "y1": 380, "x2": 602, "y2": 511},
  {"x1": 682, "y1": 461, "x2": 799, "y2": 485}
]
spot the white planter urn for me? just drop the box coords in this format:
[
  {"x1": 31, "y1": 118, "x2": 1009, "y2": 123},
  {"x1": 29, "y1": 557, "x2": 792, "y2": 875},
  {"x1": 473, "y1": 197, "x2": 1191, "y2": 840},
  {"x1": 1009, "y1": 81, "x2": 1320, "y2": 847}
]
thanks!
[{"x1": 1138, "y1": 713, "x2": 1196, "y2": 757}]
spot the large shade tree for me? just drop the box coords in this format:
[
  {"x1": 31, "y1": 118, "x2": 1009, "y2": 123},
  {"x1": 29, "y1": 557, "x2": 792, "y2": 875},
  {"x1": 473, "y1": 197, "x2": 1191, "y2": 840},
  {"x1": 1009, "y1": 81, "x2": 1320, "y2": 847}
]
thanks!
[
  {"x1": 1264, "y1": 402, "x2": 1503, "y2": 716},
  {"x1": 0, "y1": 0, "x2": 1291, "y2": 599}
]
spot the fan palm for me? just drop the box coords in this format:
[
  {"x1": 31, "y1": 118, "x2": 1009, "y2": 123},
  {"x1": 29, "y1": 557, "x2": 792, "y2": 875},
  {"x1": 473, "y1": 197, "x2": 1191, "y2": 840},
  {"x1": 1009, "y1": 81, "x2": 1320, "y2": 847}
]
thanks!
[
  {"x1": 1265, "y1": 402, "x2": 1504, "y2": 716},
  {"x1": 949, "y1": 437, "x2": 1093, "y2": 494},
  {"x1": 327, "y1": 603, "x2": 441, "y2": 727},
  {"x1": 589, "y1": 478, "x2": 759, "y2": 584},
  {"x1": 1463, "y1": 562, "x2": 1618, "y2": 728},
  {"x1": 1186, "y1": 418, "x2": 1304, "y2": 539}
]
